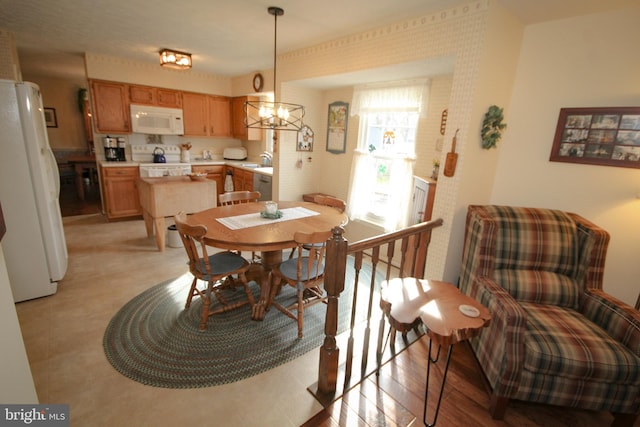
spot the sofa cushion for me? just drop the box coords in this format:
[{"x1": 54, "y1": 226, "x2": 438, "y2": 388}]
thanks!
[
  {"x1": 488, "y1": 206, "x2": 579, "y2": 276},
  {"x1": 521, "y1": 302, "x2": 640, "y2": 384},
  {"x1": 493, "y1": 269, "x2": 579, "y2": 308}
]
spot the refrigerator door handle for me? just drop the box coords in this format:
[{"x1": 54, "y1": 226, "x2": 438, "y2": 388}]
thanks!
[{"x1": 45, "y1": 148, "x2": 61, "y2": 197}]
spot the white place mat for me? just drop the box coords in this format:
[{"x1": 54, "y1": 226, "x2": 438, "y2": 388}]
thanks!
[{"x1": 216, "y1": 207, "x2": 319, "y2": 230}]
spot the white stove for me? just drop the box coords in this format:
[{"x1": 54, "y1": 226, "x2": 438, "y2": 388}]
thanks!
[{"x1": 131, "y1": 145, "x2": 191, "y2": 177}]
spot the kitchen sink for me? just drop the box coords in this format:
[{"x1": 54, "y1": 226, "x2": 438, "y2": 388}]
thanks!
[
  {"x1": 241, "y1": 163, "x2": 259, "y2": 168},
  {"x1": 254, "y1": 167, "x2": 273, "y2": 175}
]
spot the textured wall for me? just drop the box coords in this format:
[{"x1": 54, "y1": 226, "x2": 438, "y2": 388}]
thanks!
[
  {"x1": 0, "y1": 30, "x2": 21, "y2": 81},
  {"x1": 273, "y1": 0, "x2": 503, "y2": 281}
]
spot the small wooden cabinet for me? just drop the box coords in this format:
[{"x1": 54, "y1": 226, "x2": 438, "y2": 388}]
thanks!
[
  {"x1": 90, "y1": 80, "x2": 130, "y2": 134},
  {"x1": 231, "y1": 96, "x2": 262, "y2": 141},
  {"x1": 182, "y1": 92, "x2": 232, "y2": 138},
  {"x1": 191, "y1": 165, "x2": 225, "y2": 199},
  {"x1": 157, "y1": 89, "x2": 182, "y2": 108},
  {"x1": 101, "y1": 166, "x2": 142, "y2": 219},
  {"x1": 228, "y1": 167, "x2": 254, "y2": 192},
  {"x1": 129, "y1": 85, "x2": 182, "y2": 108}
]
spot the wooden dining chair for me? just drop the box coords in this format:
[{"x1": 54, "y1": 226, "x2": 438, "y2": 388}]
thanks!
[
  {"x1": 287, "y1": 194, "x2": 346, "y2": 260},
  {"x1": 174, "y1": 212, "x2": 255, "y2": 331},
  {"x1": 268, "y1": 229, "x2": 333, "y2": 338},
  {"x1": 218, "y1": 190, "x2": 261, "y2": 206},
  {"x1": 218, "y1": 190, "x2": 262, "y2": 262}
]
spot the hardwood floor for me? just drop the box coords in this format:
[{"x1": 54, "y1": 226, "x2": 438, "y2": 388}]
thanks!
[
  {"x1": 302, "y1": 333, "x2": 634, "y2": 427},
  {"x1": 58, "y1": 178, "x2": 102, "y2": 217}
]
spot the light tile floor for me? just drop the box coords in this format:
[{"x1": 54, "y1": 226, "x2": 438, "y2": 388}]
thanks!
[{"x1": 15, "y1": 214, "x2": 324, "y2": 426}]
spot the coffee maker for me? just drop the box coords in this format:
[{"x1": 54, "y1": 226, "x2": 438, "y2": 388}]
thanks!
[
  {"x1": 116, "y1": 137, "x2": 126, "y2": 161},
  {"x1": 103, "y1": 137, "x2": 118, "y2": 161}
]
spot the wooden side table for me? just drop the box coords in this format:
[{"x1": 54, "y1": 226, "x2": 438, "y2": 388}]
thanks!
[{"x1": 378, "y1": 277, "x2": 491, "y2": 426}]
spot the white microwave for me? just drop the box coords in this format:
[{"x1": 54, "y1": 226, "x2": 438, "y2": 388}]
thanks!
[{"x1": 130, "y1": 104, "x2": 184, "y2": 135}]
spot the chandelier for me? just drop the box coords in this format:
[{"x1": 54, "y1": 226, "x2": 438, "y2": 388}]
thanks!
[{"x1": 245, "y1": 6, "x2": 305, "y2": 131}]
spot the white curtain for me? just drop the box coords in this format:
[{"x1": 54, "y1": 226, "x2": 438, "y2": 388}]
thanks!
[
  {"x1": 347, "y1": 150, "x2": 375, "y2": 220},
  {"x1": 347, "y1": 151, "x2": 416, "y2": 231},
  {"x1": 347, "y1": 79, "x2": 428, "y2": 232},
  {"x1": 350, "y1": 79, "x2": 430, "y2": 118}
]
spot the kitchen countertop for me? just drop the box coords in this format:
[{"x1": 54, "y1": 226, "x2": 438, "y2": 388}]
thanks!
[{"x1": 99, "y1": 160, "x2": 272, "y2": 176}]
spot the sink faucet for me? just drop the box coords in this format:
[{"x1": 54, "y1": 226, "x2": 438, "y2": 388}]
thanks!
[{"x1": 259, "y1": 151, "x2": 273, "y2": 167}]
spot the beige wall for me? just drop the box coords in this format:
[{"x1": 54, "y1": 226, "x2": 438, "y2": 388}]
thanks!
[
  {"x1": 22, "y1": 75, "x2": 89, "y2": 151},
  {"x1": 491, "y1": 7, "x2": 640, "y2": 305}
]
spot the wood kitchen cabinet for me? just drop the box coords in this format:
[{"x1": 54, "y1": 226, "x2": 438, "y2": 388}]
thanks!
[
  {"x1": 208, "y1": 96, "x2": 231, "y2": 137},
  {"x1": 231, "y1": 96, "x2": 262, "y2": 141},
  {"x1": 191, "y1": 165, "x2": 225, "y2": 199},
  {"x1": 182, "y1": 92, "x2": 208, "y2": 136},
  {"x1": 182, "y1": 92, "x2": 231, "y2": 138},
  {"x1": 129, "y1": 85, "x2": 182, "y2": 108},
  {"x1": 90, "y1": 80, "x2": 130, "y2": 134},
  {"x1": 228, "y1": 167, "x2": 253, "y2": 192},
  {"x1": 100, "y1": 166, "x2": 142, "y2": 219}
]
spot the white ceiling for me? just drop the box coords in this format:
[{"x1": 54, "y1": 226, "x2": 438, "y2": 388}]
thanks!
[{"x1": 0, "y1": 0, "x2": 636, "y2": 80}]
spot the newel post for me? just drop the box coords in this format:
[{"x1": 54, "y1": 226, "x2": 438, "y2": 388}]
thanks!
[{"x1": 317, "y1": 226, "x2": 348, "y2": 395}]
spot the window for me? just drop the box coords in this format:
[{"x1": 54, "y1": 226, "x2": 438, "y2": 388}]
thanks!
[{"x1": 347, "y1": 80, "x2": 429, "y2": 231}]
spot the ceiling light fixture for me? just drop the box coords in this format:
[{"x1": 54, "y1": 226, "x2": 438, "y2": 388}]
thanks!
[
  {"x1": 159, "y1": 49, "x2": 192, "y2": 70},
  {"x1": 245, "y1": 6, "x2": 305, "y2": 131}
]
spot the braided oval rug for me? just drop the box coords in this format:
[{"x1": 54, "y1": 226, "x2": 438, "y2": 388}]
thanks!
[{"x1": 103, "y1": 262, "x2": 372, "y2": 389}]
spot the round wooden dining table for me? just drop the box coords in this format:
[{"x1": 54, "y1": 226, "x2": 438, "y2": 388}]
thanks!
[{"x1": 187, "y1": 201, "x2": 348, "y2": 320}]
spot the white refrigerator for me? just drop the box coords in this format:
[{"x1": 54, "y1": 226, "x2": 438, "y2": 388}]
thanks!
[{"x1": 0, "y1": 79, "x2": 68, "y2": 302}]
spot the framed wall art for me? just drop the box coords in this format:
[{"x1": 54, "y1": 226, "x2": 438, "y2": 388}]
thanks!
[
  {"x1": 297, "y1": 125, "x2": 314, "y2": 151},
  {"x1": 326, "y1": 101, "x2": 348, "y2": 154},
  {"x1": 549, "y1": 107, "x2": 640, "y2": 169},
  {"x1": 44, "y1": 107, "x2": 58, "y2": 128}
]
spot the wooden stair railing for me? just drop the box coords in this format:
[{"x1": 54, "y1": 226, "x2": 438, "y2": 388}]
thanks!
[{"x1": 312, "y1": 218, "x2": 443, "y2": 405}]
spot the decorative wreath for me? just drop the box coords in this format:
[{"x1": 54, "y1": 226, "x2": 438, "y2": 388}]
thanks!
[{"x1": 481, "y1": 105, "x2": 507, "y2": 149}]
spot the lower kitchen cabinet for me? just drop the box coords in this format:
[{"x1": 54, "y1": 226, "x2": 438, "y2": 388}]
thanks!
[
  {"x1": 191, "y1": 165, "x2": 225, "y2": 199},
  {"x1": 228, "y1": 167, "x2": 254, "y2": 192},
  {"x1": 101, "y1": 166, "x2": 142, "y2": 219}
]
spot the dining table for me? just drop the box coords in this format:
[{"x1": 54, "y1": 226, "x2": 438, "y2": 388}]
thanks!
[{"x1": 187, "y1": 200, "x2": 348, "y2": 320}]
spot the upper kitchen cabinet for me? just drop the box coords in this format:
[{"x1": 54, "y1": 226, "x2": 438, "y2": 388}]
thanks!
[
  {"x1": 208, "y1": 96, "x2": 231, "y2": 137},
  {"x1": 232, "y1": 96, "x2": 262, "y2": 141},
  {"x1": 182, "y1": 92, "x2": 207, "y2": 136},
  {"x1": 129, "y1": 85, "x2": 182, "y2": 108},
  {"x1": 182, "y1": 92, "x2": 231, "y2": 138},
  {"x1": 90, "y1": 80, "x2": 130, "y2": 134}
]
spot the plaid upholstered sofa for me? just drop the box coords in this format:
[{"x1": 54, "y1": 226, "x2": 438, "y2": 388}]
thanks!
[{"x1": 459, "y1": 205, "x2": 640, "y2": 426}]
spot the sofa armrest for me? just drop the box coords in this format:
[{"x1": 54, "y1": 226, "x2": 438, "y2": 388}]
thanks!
[
  {"x1": 567, "y1": 212, "x2": 610, "y2": 289},
  {"x1": 471, "y1": 276, "x2": 528, "y2": 397},
  {"x1": 581, "y1": 288, "x2": 640, "y2": 356}
]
